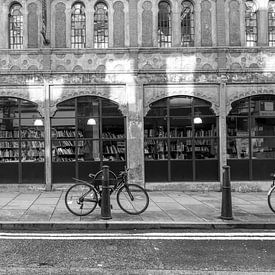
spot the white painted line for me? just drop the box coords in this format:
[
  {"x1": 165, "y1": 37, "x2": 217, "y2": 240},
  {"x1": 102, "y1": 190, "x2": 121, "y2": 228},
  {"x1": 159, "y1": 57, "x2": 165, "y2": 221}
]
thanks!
[{"x1": 1, "y1": 232, "x2": 275, "y2": 240}]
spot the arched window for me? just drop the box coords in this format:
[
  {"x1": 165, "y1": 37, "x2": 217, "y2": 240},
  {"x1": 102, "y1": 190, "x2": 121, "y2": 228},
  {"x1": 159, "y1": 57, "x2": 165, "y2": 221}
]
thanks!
[
  {"x1": 269, "y1": 0, "x2": 275, "y2": 46},
  {"x1": 71, "y1": 2, "x2": 86, "y2": 48},
  {"x1": 245, "y1": 0, "x2": 257, "y2": 47},
  {"x1": 181, "y1": 1, "x2": 194, "y2": 47},
  {"x1": 9, "y1": 3, "x2": 23, "y2": 49},
  {"x1": 94, "y1": 2, "x2": 108, "y2": 48},
  {"x1": 158, "y1": 1, "x2": 172, "y2": 48}
]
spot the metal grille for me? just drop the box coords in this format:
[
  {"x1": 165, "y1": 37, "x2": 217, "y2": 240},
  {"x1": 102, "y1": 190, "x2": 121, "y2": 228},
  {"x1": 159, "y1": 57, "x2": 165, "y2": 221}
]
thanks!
[
  {"x1": 94, "y1": 2, "x2": 108, "y2": 48},
  {"x1": 71, "y1": 3, "x2": 86, "y2": 48},
  {"x1": 269, "y1": 1, "x2": 275, "y2": 46},
  {"x1": 158, "y1": 1, "x2": 172, "y2": 48},
  {"x1": 181, "y1": 1, "x2": 194, "y2": 47},
  {"x1": 245, "y1": 1, "x2": 257, "y2": 47},
  {"x1": 9, "y1": 4, "x2": 23, "y2": 49}
]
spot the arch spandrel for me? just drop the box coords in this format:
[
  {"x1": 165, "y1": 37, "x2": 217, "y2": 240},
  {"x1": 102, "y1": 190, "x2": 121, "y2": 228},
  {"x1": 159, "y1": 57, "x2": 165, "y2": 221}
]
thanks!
[
  {"x1": 226, "y1": 85, "x2": 275, "y2": 115},
  {"x1": 143, "y1": 85, "x2": 219, "y2": 116},
  {"x1": 49, "y1": 85, "x2": 127, "y2": 117}
]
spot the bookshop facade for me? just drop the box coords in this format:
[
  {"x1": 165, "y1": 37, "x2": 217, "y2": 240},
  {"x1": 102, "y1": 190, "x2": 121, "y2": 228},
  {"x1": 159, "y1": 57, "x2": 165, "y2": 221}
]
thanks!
[{"x1": 1, "y1": 80, "x2": 275, "y2": 187}]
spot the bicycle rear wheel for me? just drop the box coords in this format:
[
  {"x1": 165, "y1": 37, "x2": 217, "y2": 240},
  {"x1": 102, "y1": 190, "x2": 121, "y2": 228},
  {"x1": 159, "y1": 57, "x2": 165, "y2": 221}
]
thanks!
[
  {"x1": 65, "y1": 183, "x2": 98, "y2": 216},
  {"x1": 268, "y1": 185, "x2": 275, "y2": 214},
  {"x1": 117, "y1": 184, "x2": 149, "y2": 215}
]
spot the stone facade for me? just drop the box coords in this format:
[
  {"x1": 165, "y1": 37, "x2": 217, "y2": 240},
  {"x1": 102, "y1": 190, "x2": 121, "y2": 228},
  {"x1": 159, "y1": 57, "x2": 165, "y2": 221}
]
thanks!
[{"x1": 0, "y1": 0, "x2": 275, "y2": 189}]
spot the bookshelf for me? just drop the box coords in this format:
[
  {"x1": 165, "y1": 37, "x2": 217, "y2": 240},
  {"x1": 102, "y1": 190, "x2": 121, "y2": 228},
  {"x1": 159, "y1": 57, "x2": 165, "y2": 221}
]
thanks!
[{"x1": 103, "y1": 132, "x2": 125, "y2": 161}]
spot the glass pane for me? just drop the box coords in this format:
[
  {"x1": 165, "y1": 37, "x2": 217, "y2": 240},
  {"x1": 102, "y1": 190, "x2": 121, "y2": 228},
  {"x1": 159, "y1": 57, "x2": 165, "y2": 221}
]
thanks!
[
  {"x1": 252, "y1": 137, "x2": 275, "y2": 159},
  {"x1": 0, "y1": 119, "x2": 19, "y2": 138},
  {"x1": 21, "y1": 120, "x2": 44, "y2": 139},
  {"x1": 170, "y1": 139, "x2": 190, "y2": 159},
  {"x1": 77, "y1": 96, "x2": 99, "y2": 117},
  {"x1": 230, "y1": 98, "x2": 249, "y2": 116},
  {"x1": 251, "y1": 117, "x2": 275, "y2": 136},
  {"x1": 102, "y1": 117, "x2": 125, "y2": 138},
  {"x1": 144, "y1": 117, "x2": 167, "y2": 138},
  {"x1": 144, "y1": 139, "x2": 168, "y2": 160},
  {"x1": 51, "y1": 119, "x2": 76, "y2": 137},
  {"x1": 194, "y1": 138, "x2": 217, "y2": 159},
  {"x1": 147, "y1": 99, "x2": 167, "y2": 117},
  {"x1": 103, "y1": 140, "x2": 125, "y2": 161},
  {"x1": 21, "y1": 141, "x2": 44, "y2": 162},
  {"x1": 170, "y1": 117, "x2": 191, "y2": 137},
  {"x1": 227, "y1": 138, "x2": 249, "y2": 159},
  {"x1": 52, "y1": 139, "x2": 76, "y2": 162},
  {"x1": 102, "y1": 99, "x2": 121, "y2": 116},
  {"x1": 78, "y1": 118, "x2": 99, "y2": 138},
  {"x1": 0, "y1": 141, "x2": 19, "y2": 162},
  {"x1": 79, "y1": 140, "x2": 100, "y2": 161},
  {"x1": 170, "y1": 97, "x2": 191, "y2": 116},
  {"x1": 227, "y1": 117, "x2": 249, "y2": 136}
]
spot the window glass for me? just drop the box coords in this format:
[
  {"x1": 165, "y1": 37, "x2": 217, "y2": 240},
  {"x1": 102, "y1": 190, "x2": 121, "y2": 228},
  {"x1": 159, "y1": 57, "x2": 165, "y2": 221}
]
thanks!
[
  {"x1": 71, "y1": 2, "x2": 86, "y2": 48},
  {"x1": 158, "y1": 1, "x2": 172, "y2": 47},
  {"x1": 94, "y1": 2, "x2": 108, "y2": 48},
  {"x1": 9, "y1": 3, "x2": 23, "y2": 49},
  {"x1": 268, "y1": 0, "x2": 275, "y2": 46},
  {"x1": 245, "y1": 0, "x2": 257, "y2": 47},
  {"x1": 181, "y1": 1, "x2": 194, "y2": 47}
]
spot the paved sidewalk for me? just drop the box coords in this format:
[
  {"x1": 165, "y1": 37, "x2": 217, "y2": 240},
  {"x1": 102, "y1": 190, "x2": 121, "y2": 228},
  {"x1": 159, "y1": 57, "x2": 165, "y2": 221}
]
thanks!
[{"x1": 0, "y1": 190, "x2": 275, "y2": 230}]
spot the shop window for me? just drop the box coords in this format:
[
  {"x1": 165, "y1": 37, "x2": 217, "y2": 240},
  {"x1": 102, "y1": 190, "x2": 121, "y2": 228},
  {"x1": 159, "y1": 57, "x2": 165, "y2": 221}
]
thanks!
[
  {"x1": 181, "y1": 1, "x2": 194, "y2": 47},
  {"x1": 9, "y1": 3, "x2": 23, "y2": 49},
  {"x1": 227, "y1": 95, "x2": 275, "y2": 180},
  {"x1": 269, "y1": 0, "x2": 275, "y2": 46},
  {"x1": 158, "y1": 1, "x2": 172, "y2": 48},
  {"x1": 0, "y1": 98, "x2": 44, "y2": 183},
  {"x1": 71, "y1": 2, "x2": 86, "y2": 48},
  {"x1": 94, "y1": 2, "x2": 108, "y2": 48},
  {"x1": 144, "y1": 96, "x2": 218, "y2": 182},
  {"x1": 245, "y1": 0, "x2": 257, "y2": 47},
  {"x1": 51, "y1": 96, "x2": 126, "y2": 183}
]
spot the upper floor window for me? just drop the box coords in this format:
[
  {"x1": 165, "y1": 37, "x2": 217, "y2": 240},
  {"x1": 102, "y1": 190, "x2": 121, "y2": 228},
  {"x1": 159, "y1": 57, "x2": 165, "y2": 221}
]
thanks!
[
  {"x1": 269, "y1": 0, "x2": 275, "y2": 46},
  {"x1": 181, "y1": 1, "x2": 194, "y2": 47},
  {"x1": 71, "y1": 2, "x2": 86, "y2": 48},
  {"x1": 158, "y1": 1, "x2": 172, "y2": 48},
  {"x1": 94, "y1": 2, "x2": 108, "y2": 48},
  {"x1": 245, "y1": 0, "x2": 257, "y2": 47},
  {"x1": 9, "y1": 3, "x2": 23, "y2": 49}
]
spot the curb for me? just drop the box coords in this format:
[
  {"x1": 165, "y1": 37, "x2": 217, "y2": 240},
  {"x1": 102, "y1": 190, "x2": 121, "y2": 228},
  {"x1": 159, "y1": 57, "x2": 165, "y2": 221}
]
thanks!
[{"x1": 1, "y1": 221, "x2": 275, "y2": 231}]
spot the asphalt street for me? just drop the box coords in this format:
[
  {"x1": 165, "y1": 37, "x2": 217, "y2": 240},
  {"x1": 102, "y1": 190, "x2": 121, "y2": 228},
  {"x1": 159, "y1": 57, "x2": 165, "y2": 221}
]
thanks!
[{"x1": 0, "y1": 231, "x2": 275, "y2": 274}]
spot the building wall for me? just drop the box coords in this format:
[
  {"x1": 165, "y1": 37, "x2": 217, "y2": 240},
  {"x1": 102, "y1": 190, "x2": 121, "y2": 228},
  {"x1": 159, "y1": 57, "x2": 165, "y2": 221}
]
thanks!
[{"x1": 0, "y1": 0, "x2": 275, "y2": 188}]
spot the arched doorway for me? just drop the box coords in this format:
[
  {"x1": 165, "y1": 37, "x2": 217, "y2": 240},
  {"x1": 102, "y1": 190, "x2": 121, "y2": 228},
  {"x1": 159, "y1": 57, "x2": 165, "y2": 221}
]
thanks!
[
  {"x1": 144, "y1": 96, "x2": 218, "y2": 182},
  {"x1": 0, "y1": 97, "x2": 45, "y2": 183},
  {"x1": 227, "y1": 94, "x2": 275, "y2": 180},
  {"x1": 51, "y1": 96, "x2": 126, "y2": 183}
]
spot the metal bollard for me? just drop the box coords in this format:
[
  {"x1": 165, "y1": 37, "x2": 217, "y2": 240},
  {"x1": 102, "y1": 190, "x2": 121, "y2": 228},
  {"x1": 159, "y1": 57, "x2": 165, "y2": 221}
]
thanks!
[
  {"x1": 220, "y1": 165, "x2": 233, "y2": 220},
  {"x1": 101, "y1": 165, "x2": 112, "y2": 220}
]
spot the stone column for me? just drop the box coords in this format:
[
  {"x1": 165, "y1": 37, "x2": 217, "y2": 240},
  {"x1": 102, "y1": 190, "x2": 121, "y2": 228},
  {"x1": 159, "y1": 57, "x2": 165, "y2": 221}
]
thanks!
[
  {"x1": 219, "y1": 81, "x2": 227, "y2": 187},
  {"x1": 126, "y1": 83, "x2": 144, "y2": 186},
  {"x1": 44, "y1": 82, "x2": 52, "y2": 191}
]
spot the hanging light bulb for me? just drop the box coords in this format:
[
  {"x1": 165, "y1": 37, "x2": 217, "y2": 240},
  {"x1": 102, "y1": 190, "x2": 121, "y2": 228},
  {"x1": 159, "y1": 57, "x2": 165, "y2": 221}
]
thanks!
[
  {"x1": 34, "y1": 119, "x2": 43, "y2": 126},
  {"x1": 87, "y1": 118, "x2": 96, "y2": 125},
  {"x1": 193, "y1": 116, "x2": 202, "y2": 124}
]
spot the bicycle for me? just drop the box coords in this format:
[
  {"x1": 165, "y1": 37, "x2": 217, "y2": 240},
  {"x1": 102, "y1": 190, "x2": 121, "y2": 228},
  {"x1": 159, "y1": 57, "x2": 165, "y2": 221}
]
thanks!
[
  {"x1": 268, "y1": 172, "x2": 275, "y2": 213},
  {"x1": 65, "y1": 167, "x2": 150, "y2": 216}
]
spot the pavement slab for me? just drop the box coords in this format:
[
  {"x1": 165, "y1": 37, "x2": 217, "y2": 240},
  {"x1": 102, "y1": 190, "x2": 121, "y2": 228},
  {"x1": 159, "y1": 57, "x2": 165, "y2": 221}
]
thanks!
[{"x1": 0, "y1": 190, "x2": 275, "y2": 230}]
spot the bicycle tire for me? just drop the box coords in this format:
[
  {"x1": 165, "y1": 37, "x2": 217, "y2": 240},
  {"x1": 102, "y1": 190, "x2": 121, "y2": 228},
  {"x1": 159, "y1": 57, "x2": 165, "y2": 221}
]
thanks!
[
  {"x1": 65, "y1": 183, "x2": 98, "y2": 216},
  {"x1": 268, "y1": 185, "x2": 275, "y2": 214},
  {"x1": 117, "y1": 184, "x2": 149, "y2": 215}
]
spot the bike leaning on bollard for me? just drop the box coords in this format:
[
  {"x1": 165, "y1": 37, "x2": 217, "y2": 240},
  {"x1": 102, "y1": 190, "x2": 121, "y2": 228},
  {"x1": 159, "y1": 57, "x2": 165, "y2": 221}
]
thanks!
[{"x1": 64, "y1": 167, "x2": 150, "y2": 216}]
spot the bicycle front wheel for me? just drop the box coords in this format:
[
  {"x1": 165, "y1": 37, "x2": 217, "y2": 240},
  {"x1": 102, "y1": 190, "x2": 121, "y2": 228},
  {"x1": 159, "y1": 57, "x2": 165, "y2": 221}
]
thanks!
[
  {"x1": 117, "y1": 184, "x2": 149, "y2": 215},
  {"x1": 65, "y1": 183, "x2": 98, "y2": 216},
  {"x1": 268, "y1": 185, "x2": 275, "y2": 214}
]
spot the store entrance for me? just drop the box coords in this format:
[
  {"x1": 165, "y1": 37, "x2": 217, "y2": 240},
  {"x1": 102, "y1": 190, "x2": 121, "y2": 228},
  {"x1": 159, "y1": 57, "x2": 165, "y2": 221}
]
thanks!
[
  {"x1": 51, "y1": 96, "x2": 126, "y2": 183},
  {"x1": 144, "y1": 96, "x2": 218, "y2": 182},
  {"x1": 0, "y1": 97, "x2": 45, "y2": 184}
]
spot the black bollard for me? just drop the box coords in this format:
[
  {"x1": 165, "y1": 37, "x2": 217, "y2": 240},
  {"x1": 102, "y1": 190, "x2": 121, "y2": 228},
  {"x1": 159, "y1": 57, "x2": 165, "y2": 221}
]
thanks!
[
  {"x1": 221, "y1": 165, "x2": 233, "y2": 220},
  {"x1": 101, "y1": 165, "x2": 112, "y2": 220}
]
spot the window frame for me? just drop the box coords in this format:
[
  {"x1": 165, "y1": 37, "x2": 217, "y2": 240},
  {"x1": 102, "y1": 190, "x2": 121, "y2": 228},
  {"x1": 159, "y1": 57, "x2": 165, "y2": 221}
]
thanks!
[
  {"x1": 181, "y1": 0, "x2": 194, "y2": 47},
  {"x1": 245, "y1": 0, "x2": 258, "y2": 47}
]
